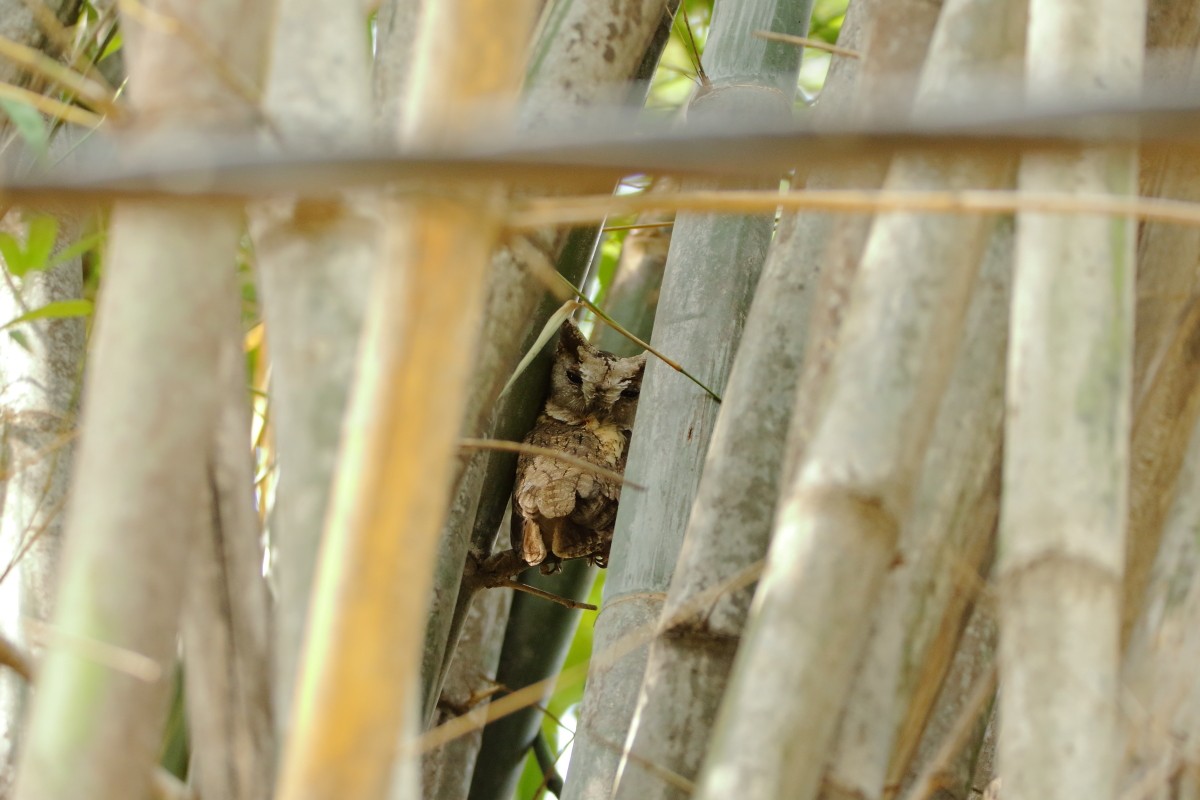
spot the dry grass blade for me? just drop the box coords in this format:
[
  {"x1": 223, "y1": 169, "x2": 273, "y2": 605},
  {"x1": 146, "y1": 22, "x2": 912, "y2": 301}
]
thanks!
[
  {"x1": 752, "y1": 30, "x2": 861, "y2": 58},
  {"x1": 550, "y1": 272, "x2": 723, "y2": 402},
  {"x1": 0, "y1": 82, "x2": 103, "y2": 127},
  {"x1": 497, "y1": 299, "x2": 580, "y2": 399},
  {"x1": 901, "y1": 665, "x2": 998, "y2": 800},
  {"x1": 24, "y1": 619, "x2": 162, "y2": 682},
  {"x1": 459, "y1": 438, "x2": 646, "y2": 490},
  {"x1": 601, "y1": 220, "x2": 675, "y2": 232},
  {"x1": 0, "y1": 33, "x2": 120, "y2": 116},
  {"x1": 508, "y1": 188, "x2": 1200, "y2": 230},
  {"x1": 0, "y1": 632, "x2": 33, "y2": 682},
  {"x1": 591, "y1": 731, "x2": 696, "y2": 793}
]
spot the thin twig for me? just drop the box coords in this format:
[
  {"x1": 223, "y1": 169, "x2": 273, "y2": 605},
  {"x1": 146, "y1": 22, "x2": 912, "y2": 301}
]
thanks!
[
  {"x1": 460, "y1": 437, "x2": 645, "y2": 490},
  {"x1": 0, "y1": 631, "x2": 33, "y2": 681},
  {"x1": 508, "y1": 188, "x2": 1200, "y2": 231},
  {"x1": 601, "y1": 220, "x2": 675, "y2": 232},
  {"x1": 0, "y1": 81, "x2": 102, "y2": 127},
  {"x1": 465, "y1": 549, "x2": 599, "y2": 610},
  {"x1": 533, "y1": 728, "x2": 566, "y2": 796},
  {"x1": 675, "y1": 1, "x2": 709, "y2": 88},
  {"x1": 501, "y1": 580, "x2": 599, "y2": 611},
  {"x1": 591, "y1": 730, "x2": 697, "y2": 793},
  {"x1": 415, "y1": 558, "x2": 764, "y2": 754},
  {"x1": 901, "y1": 664, "x2": 999, "y2": 800},
  {"x1": 752, "y1": 30, "x2": 861, "y2": 59},
  {"x1": 0, "y1": 34, "x2": 120, "y2": 116},
  {"x1": 25, "y1": 619, "x2": 162, "y2": 682}
]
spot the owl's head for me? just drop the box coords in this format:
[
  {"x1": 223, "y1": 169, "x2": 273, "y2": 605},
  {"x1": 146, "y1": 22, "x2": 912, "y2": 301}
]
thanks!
[{"x1": 545, "y1": 320, "x2": 647, "y2": 430}]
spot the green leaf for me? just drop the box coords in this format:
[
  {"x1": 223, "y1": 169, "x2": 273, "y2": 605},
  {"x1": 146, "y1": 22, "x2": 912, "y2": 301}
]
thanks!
[
  {"x1": 0, "y1": 97, "x2": 49, "y2": 161},
  {"x1": 516, "y1": 749, "x2": 544, "y2": 799},
  {"x1": 498, "y1": 299, "x2": 581, "y2": 399},
  {"x1": 47, "y1": 230, "x2": 105, "y2": 270},
  {"x1": 1, "y1": 299, "x2": 94, "y2": 331},
  {"x1": 23, "y1": 216, "x2": 59, "y2": 270},
  {"x1": 0, "y1": 216, "x2": 63, "y2": 278},
  {"x1": 7, "y1": 329, "x2": 30, "y2": 352},
  {"x1": 0, "y1": 232, "x2": 25, "y2": 276},
  {"x1": 99, "y1": 30, "x2": 123, "y2": 62}
]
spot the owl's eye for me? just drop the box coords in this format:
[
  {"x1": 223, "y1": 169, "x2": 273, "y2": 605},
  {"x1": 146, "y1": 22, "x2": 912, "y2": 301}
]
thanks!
[
  {"x1": 621, "y1": 386, "x2": 640, "y2": 399},
  {"x1": 566, "y1": 369, "x2": 583, "y2": 386}
]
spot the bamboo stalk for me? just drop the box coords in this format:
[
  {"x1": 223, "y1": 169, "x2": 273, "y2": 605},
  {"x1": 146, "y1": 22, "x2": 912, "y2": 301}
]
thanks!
[
  {"x1": 1122, "y1": 2, "x2": 1200, "y2": 644},
  {"x1": 10, "y1": 0, "x2": 269, "y2": 795},
  {"x1": 822, "y1": 2, "x2": 1023, "y2": 795},
  {"x1": 1121, "y1": 406, "x2": 1200, "y2": 800},
  {"x1": 417, "y1": 0, "x2": 679, "y2": 730},
  {"x1": 696, "y1": 0, "x2": 1019, "y2": 795},
  {"x1": 996, "y1": 2, "x2": 1144, "y2": 799},
  {"x1": 562, "y1": 0, "x2": 814, "y2": 795},
  {"x1": 273, "y1": 0, "x2": 539, "y2": 797},
  {"x1": 181, "y1": 311, "x2": 273, "y2": 800},
  {"x1": 609, "y1": 3, "x2": 879, "y2": 796},
  {"x1": 250, "y1": 0, "x2": 377, "y2": 743}
]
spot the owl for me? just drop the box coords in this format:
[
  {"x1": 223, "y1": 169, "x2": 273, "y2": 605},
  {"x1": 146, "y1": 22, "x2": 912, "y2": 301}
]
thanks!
[{"x1": 511, "y1": 320, "x2": 647, "y2": 574}]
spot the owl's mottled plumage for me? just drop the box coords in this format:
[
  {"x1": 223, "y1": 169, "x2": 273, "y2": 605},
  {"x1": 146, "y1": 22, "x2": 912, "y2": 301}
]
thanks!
[{"x1": 512, "y1": 321, "x2": 646, "y2": 573}]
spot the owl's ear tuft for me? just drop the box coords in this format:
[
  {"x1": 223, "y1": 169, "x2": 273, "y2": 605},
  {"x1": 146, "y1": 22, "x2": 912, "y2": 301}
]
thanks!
[{"x1": 558, "y1": 319, "x2": 589, "y2": 356}]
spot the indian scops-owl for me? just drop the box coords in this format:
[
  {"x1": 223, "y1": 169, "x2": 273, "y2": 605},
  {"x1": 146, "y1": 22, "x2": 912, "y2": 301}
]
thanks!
[{"x1": 511, "y1": 320, "x2": 647, "y2": 574}]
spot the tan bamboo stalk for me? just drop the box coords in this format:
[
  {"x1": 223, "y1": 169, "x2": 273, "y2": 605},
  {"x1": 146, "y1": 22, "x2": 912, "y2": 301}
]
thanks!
[
  {"x1": 829, "y1": 213, "x2": 1014, "y2": 800},
  {"x1": 273, "y1": 1, "x2": 539, "y2": 798},
  {"x1": 11, "y1": 203, "x2": 249, "y2": 799},
  {"x1": 899, "y1": 602, "x2": 998, "y2": 800},
  {"x1": 10, "y1": 1, "x2": 269, "y2": 797},
  {"x1": 696, "y1": 4, "x2": 1018, "y2": 800},
  {"x1": 782, "y1": 0, "x2": 944, "y2": 485},
  {"x1": 1131, "y1": 0, "x2": 1200, "y2": 398},
  {"x1": 181, "y1": 313, "x2": 273, "y2": 800},
  {"x1": 248, "y1": 0, "x2": 377, "y2": 738},
  {"x1": 822, "y1": 2, "x2": 1023, "y2": 791},
  {"x1": 373, "y1": 0, "x2": 424, "y2": 140},
  {"x1": 996, "y1": 1, "x2": 1144, "y2": 799},
  {"x1": 1121, "y1": 406, "x2": 1200, "y2": 800},
  {"x1": 1122, "y1": 5, "x2": 1200, "y2": 643}
]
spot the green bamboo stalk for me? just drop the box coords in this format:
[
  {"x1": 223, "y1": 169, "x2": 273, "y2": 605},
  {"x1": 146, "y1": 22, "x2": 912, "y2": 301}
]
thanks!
[{"x1": 561, "y1": 1, "x2": 812, "y2": 797}]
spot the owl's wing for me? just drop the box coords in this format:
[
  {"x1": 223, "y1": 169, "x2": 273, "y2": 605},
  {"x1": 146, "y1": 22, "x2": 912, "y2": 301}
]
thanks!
[{"x1": 513, "y1": 419, "x2": 617, "y2": 520}]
